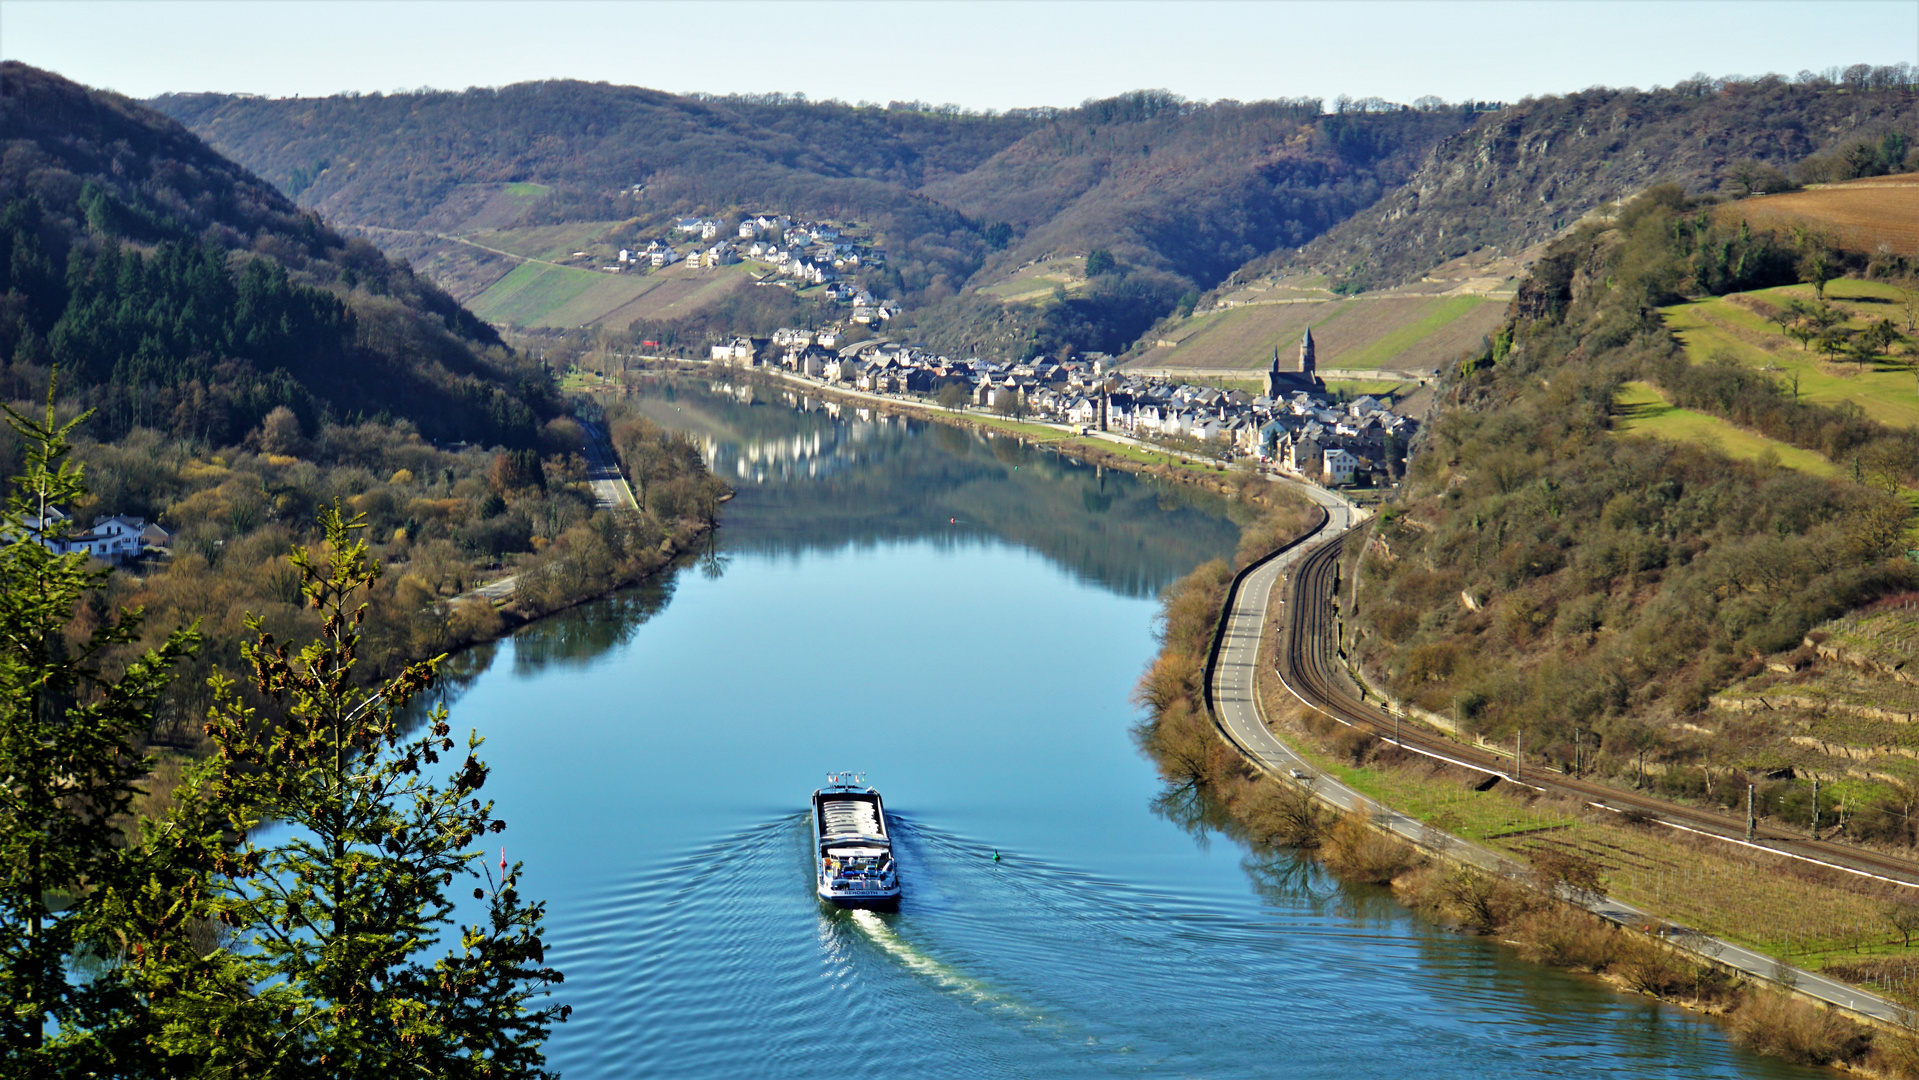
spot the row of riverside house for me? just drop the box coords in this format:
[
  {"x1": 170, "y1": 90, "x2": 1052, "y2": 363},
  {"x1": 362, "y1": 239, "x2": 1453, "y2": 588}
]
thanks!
[{"x1": 710, "y1": 326, "x2": 1415, "y2": 488}]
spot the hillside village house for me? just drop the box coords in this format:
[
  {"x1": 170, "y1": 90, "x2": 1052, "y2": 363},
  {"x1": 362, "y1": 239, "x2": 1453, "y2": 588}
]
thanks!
[
  {"x1": 1323, "y1": 448, "x2": 1361, "y2": 486},
  {"x1": 13, "y1": 507, "x2": 168, "y2": 564}
]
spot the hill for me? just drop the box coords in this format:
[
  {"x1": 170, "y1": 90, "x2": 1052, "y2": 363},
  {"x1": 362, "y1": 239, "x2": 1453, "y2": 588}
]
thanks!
[
  {"x1": 0, "y1": 64, "x2": 735, "y2": 758},
  {"x1": 148, "y1": 85, "x2": 1472, "y2": 358},
  {"x1": 1271, "y1": 71, "x2": 1919, "y2": 295},
  {"x1": 1349, "y1": 186, "x2": 1917, "y2": 855},
  {"x1": 0, "y1": 61, "x2": 554, "y2": 447}
]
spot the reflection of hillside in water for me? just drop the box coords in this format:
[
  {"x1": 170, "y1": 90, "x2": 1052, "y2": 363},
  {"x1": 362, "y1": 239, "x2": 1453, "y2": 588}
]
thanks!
[{"x1": 642, "y1": 380, "x2": 1243, "y2": 599}]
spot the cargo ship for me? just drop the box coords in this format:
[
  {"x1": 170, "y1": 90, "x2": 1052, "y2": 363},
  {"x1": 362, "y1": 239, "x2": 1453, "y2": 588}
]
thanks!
[{"x1": 812, "y1": 772, "x2": 900, "y2": 909}]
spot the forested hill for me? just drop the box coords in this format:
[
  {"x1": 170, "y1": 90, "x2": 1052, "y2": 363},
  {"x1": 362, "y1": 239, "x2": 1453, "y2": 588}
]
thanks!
[
  {"x1": 1272, "y1": 69, "x2": 1919, "y2": 293},
  {"x1": 147, "y1": 83, "x2": 1472, "y2": 358},
  {"x1": 151, "y1": 80, "x2": 1040, "y2": 303},
  {"x1": 1, "y1": 62, "x2": 554, "y2": 447}
]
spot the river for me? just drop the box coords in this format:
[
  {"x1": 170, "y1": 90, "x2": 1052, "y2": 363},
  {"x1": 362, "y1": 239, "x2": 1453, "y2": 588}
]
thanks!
[{"x1": 437, "y1": 378, "x2": 1823, "y2": 1078}]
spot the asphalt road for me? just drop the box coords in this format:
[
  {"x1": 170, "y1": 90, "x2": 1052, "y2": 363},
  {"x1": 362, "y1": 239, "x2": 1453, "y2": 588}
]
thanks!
[
  {"x1": 578, "y1": 419, "x2": 640, "y2": 511},
  {"x1": 1208, "y1": 492, "x2": 1905, "y2": 1024}
]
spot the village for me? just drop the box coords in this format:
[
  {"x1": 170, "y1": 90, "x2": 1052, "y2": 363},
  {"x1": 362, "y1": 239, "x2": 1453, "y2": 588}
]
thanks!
[
  {"x1": 706, "y1": 326, "x2": 1416, "y2": 487},
  {"x1": 604, "y1": 212, "x2": 897, "y2": 321}
]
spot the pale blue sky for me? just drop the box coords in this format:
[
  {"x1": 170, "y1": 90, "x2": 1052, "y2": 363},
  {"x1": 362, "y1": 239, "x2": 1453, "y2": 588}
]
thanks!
[{"x1": 3, "y1": 1, "x2": 1914, "y2": 109}]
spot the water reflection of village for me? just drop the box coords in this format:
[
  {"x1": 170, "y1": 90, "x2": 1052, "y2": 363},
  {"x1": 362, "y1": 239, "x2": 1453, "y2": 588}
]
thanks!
[
  {"x1": 647, "y1": 378, "x2": 1244, "y2": 599},
  {"x1": 695, "y1": 385, "x2": 894, "y2": 487}
]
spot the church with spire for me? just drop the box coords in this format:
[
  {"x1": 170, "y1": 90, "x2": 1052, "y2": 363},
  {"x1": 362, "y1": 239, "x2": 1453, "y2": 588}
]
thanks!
[{"x1": 1264, "y1": 327, "x2": 1324, "y2": 398}]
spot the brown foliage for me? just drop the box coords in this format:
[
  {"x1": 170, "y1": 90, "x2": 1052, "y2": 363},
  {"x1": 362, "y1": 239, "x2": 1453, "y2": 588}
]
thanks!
[
  {"x1": 1319, "y1": 811, "x2": 1421, "y2": 885},
  {"x1": 1730, "y1": 992, "x2": 1874, "y2": 1067},
  {"x1": 1531, "y1": 848, "x2": 1607, "y2": 906},
  {"x1": 1396, "y1": 863, "x2": 1537, "y2": 932},
  {"x1": 1508, "y1": 905, "x2": 1619, "y2": 972},
  {"x1": 1610, "y1": 934, "x2": 1704, "y2": 998},
  {"x1": 1238, "y1": 778, "x2": 1328, "y2": 849}
]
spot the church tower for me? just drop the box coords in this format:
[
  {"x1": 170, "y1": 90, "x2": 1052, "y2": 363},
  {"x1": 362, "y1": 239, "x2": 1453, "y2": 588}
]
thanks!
[
  {"x1": 1265, "y1": 347, "x2": 1283, "y2": 399},
  {"x1": 1299, "y1": 327, "x2": 1317, "y2": 378}
]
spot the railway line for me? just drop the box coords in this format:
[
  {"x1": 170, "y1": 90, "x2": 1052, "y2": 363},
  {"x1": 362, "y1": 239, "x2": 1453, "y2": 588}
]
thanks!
[{"x1": 1273, "y1": 528, "x2": 1919, "y2": 892}]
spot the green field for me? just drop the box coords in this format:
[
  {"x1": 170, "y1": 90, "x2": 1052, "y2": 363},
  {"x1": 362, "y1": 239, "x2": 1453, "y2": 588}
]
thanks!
[
  {"x1": 1614, "y1": 381, "x2": 1838, "y2": 475},
  {"x1": 467, "y1": 262, "x2": 646, "y2": 327},
  {"x1": 1661, "y1": 279, "x2": 1919, "y2": 430},
  {"x1": 1126, "y1": 294, "x2": 1502, "y2": 373},
  {"x1": 1325, "y1": 379, "x2": 1414, "y2": 398}
]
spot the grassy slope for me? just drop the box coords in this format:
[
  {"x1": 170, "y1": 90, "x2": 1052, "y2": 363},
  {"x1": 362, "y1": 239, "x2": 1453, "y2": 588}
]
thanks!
[
  {"x1": 468, "y1": 222, "x2": 622, "y2": 261},
  {"x1": 1661, "y1": 279, "x2": 1919, "y2": 430},
  {"x1": 1615, "y1": 380, "x2": 1838, "y2": 476},
  {"x1": 1127, "y1": 294, "x2": 1501, "y2": 372},
  {"x1": 467, "y1": 261, "x2": 649, "y2": 327},
  {"x1": 1333, "y1": 296, "x2": 1493, "y2": 370},
  {"x1": 595, "y1": 267, "x2": 756, "y2": 329},
  {"x1": 975, "y1": 256, "x2": 1088, "y2": 305},
  {"x1": 1268, "y1": 694, "x2": 1897, "y2": 975}
]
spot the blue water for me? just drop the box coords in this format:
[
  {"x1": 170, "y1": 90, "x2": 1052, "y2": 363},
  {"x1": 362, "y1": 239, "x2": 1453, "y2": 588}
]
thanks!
[{"x1": 440, "y1": 381, "x2": 1820, "y2": 1078}]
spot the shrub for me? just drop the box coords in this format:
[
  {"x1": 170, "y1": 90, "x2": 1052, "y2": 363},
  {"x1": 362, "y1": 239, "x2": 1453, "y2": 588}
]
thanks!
[
  {"x1": 1509, "y1": 906, "x2": 1619, "y2": 971},
  {"x1": 1609, "y1": 934, "x2": 1703, "y2": 998},
  {"x1": 1239, "y1": 777, "x2": 1328, "y2": 849},
  {"x1": 1396, "y1": 863, "x2": 1538, "y2": 932},
  {"x1": 1320, "y1": 811, "x2": 1421, "y2": 884},
  {"x1": 1730, "y1": 992, "x2": 1873, "y2": 1066}
]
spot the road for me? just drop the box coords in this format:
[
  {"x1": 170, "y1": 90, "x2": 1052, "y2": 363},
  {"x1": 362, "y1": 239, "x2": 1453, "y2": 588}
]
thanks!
[
  {"x1": 578, "y1": 420, "x2": 640, "y2": 511},
  {"x1": 1208, "y1": 499, "x2": 1906, "y2": 1023}
]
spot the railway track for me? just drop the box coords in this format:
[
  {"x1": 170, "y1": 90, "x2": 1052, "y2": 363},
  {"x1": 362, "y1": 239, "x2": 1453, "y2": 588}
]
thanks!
[{"x1": 1275, "y1": 529, "x2": 1919, "y2": 891}]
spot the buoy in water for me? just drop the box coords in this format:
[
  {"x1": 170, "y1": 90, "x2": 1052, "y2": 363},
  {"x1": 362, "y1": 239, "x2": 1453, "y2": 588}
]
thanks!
[{"x1": 992, "y1": 850, "x2": 1001, "y2": 862}]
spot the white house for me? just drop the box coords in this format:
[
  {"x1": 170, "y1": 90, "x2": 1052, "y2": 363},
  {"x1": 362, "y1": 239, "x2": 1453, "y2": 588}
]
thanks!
[
  {"x1": 738, "y1": 220, "x2": 762, "y2": 239},
  {"x1": 674, "y1": 217, "x2": 703, "y2": 234},
  {"x1": 14, "y1": 509, "x2": 154, "y2": 564},
  {"x1": 1323, "y1": 448, "x2": 1360, "y2": 486}
]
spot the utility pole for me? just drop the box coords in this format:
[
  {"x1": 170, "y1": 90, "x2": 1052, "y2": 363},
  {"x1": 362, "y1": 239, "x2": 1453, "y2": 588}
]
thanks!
[
  {"x1": 1747, "y1": 783, "x2": 1756, "y2": 843},
  {"x1": 1811, "y1": 779, "x2": 1820, "y2": 836},
  {"x1": 1515, "y1": 731, "x2": 1522, "y2": 782}
]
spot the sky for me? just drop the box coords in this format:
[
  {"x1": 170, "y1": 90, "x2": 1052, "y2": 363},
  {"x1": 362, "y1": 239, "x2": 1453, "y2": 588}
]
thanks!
[{"x1": 3, "y1": 0, "x2": 1915, "y2": 110}]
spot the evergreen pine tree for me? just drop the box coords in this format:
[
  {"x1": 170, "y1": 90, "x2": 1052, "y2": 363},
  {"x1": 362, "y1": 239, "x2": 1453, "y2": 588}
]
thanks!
[
  {"x1": 0, "y1": 389, "x2": 200, "y2": 1075},
  {"x1": 140, "y1": 506, "x2": 566, "y2": 1078}
]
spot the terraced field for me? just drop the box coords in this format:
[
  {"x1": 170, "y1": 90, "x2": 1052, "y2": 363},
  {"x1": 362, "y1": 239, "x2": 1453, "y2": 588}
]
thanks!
[
  {"x1": 1661, "y1": 279, "x2": 1919, "y2": 430},
  {"x1": 1125, "y1": 293, "x2": 1501, "y2": 373},
  {"x1": 1706, "y1": 600, "x2": 1919, "y2": 799},
  {"x1": 1724, "y1": 173, "x2": 1919, "y2": 257}
]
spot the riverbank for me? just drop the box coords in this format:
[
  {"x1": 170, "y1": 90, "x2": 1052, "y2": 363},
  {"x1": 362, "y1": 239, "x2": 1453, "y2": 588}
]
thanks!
[
  {"x1": 1137, "y1": 523, "x2": 1919, "y2": 1077},
  {"x1": 622, "y1": 358, "x2": 1332, "y2": 514}
]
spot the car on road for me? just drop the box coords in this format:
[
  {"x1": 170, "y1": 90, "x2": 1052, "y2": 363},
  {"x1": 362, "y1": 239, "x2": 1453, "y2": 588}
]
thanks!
[{"x1": 1289, "y1": 768, "x2": 1311, "y2": 781}]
